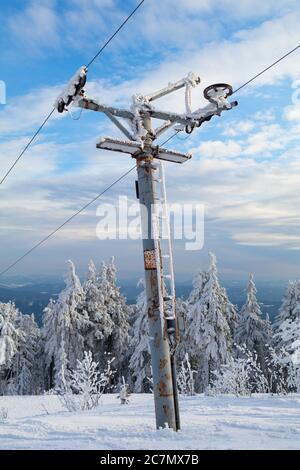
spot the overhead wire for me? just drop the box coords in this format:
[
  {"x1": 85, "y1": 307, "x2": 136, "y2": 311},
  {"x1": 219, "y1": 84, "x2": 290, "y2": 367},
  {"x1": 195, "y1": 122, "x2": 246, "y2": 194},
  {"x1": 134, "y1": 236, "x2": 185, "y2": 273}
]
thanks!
[
  {"x1": 86, "y1": 0, "x2": 145, "y2": 68},
  {"x1": 0, "y1": 0, "x2": 146, "y2": 186},
  {"x1": 232, "y1": 44, "x2": 300, "y2": 95},
  {"x1": 0, "y1": 108, "x2": 56, "y2": 185}
]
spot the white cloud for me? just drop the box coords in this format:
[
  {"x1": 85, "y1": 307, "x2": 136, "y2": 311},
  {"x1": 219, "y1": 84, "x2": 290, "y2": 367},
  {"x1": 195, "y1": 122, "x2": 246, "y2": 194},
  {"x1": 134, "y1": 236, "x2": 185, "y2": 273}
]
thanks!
[
  {"x1": 138, "y1": 0, "x2": 300, "y2": 50},
  {"x1": 254, "y1": 109, "x2": 276, "y2": 122},
  {"x1": 232, "y1": 232, "x2": 300, "y2": 247},
  {"x1": 225, "y1": 120, "x2": 255, "y2": 137},
  {"x1": 284, "y1": 103, "x2": 300, "y2": 121},
  {"x1": 0, "y1": 137, "x2": 62, "y2": 189},
  {"x1": 196, "y1": 140, "x2": 242, "y2": 158},
  {"x1": 243, "y1": 124, "x2": 284, "y2": 156},
  {"x1": 7, "y1": 1, "x2": 60, "y2": 54},
  {"x1": 0, "y1": 85, "x2": 61, "y2": 135}
]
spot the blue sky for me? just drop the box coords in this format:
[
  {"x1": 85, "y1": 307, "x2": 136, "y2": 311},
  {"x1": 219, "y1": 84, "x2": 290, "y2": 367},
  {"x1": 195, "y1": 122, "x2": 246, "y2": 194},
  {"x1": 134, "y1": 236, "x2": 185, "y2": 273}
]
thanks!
[{"x1": 1, "y1": 0, "x2": 300, "y2": 282}]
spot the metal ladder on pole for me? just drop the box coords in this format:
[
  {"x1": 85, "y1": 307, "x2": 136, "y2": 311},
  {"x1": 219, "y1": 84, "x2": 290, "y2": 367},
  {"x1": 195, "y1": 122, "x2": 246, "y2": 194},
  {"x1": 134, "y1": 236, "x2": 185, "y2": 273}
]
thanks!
[
  {"x1": 154, "y1": 161, "x2": 181, "y2": 430},
  {"x1": 155, "y1": 161, "x2": 177, "y2": 337}
]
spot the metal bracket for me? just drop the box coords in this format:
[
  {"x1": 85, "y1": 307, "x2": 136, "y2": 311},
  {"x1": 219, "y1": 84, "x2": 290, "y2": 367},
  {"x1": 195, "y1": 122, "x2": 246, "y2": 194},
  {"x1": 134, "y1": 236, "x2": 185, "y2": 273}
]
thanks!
[
  {"x1": 96, "y1": 137, "x2": 192, "y2": 163},
  {"x1": 103, "y1": 110, "x2": 134, "y2": 141}
]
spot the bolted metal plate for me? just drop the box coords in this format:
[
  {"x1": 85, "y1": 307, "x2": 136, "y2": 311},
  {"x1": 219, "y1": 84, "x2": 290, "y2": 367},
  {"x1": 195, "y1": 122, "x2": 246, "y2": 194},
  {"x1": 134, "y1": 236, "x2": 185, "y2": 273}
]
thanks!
[
  {"x1": 154, "y1": 148, "x2": 191, "y2": 164},
  {"x1": 96, "y1": 137, "x2": 141, "y2": 155},
  {"x1": 144, "y1": 249, "x2": 157, "y2": 270},
  {"x1": 96, "y1": 137, "x2": 191, "y2": 163}
]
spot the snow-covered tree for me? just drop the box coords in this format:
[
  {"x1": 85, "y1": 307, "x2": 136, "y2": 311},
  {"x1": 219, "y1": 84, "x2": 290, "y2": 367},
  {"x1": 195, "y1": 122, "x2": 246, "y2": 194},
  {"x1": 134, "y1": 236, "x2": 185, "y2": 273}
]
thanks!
[
  {"x1": 0, "y1": 302, "x2": 21, "y2": 394},
  {"x1": 183, "y1": 253, "x2": 234, "y2": 392},
  {"x1": 209, "y1": 345, "x2": 268, "y2": 396},
  {"x1": 274, "y1": 281, "x2": 300, "y2": 350},
  {"x1": 276, "y1": 281, "x2": 300, "y2": 325},
  {"x1": 0, "y1": 302, "x2": 20, "y2": 368},
  {"x1": 43, "y1": 299, "x2": 70, "y2": 391},
  {"x1": 270, "y1": 280, "x2": 300, "y2": 392},
  {"x1": 117, "y1": 376, "x2": 130, "y2": 404},
  {"x1": 103, "y1": 258, "x2": 131, "y2": 381},
  {"x1": 176, "y1": 297, "x2": 188, "y2": 333},
  {"x1": 12, "y1": 314, "x2": 42, "y2": 395},
  {"x1": 175, "y1": 297, "x2": 189, "y2": 358},
  {"x1": 235, "y1": 274, "x2": 272, "y2": 376},
  {"x1": 265, "y1": 313, "x2": 273, "y2": 343},
  {"x1": 0, "y1": 302, "x2": 44, "y2": 395},
  {"x1": 71, "y1": 351, "x2": 101, "y2": 410},
  {"x1": 129, "y1": 279, "x2": 151, "y2": 392},
  {"x1": 269, "y1": 345, "x2": 299, "y2": 393},
  {"x1": 43, "y1": 260, "x2": 89, "y2": 389},
  {"x1": 55, "y1": 328, "x2": 70, "y2": 391},
  {"x1": 171, "y1": 296, "x2": 191, "y2": 382},
  {"x1": 177, "y1": 353, "x2": 196, "y2": 396},
  {"x1": 220, "y1": 285, "x2": 238, "y2": 338},
  {"x1": 272, "y1": 318, "x2": 300, "y2": 392},
  {"x1": 83, "y1": 260, "x2": 114, "y2": 366},
  {"x1": 43, "y1": 299, "x2": 58, "y2": 389},
  {"x1": 182, "y1": 268, "x2": 208, "y2": 365},
  {"x1": 59, "y1": 351, "x2": 115, "y2": 412},
  {"x1": 277, "y1": 318, "x2": 300, "y2": 362}
]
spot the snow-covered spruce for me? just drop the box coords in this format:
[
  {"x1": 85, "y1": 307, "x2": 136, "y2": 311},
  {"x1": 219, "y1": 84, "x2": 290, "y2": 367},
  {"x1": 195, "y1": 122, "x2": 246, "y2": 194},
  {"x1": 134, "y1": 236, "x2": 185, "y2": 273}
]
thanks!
[
  {"x1": 209, "y1": 345, "x2": 268, "y2": 396},
  {"x1": 0, "y1": 302, "x2": 20, "y2": 369},
  {"x1": 174, "y1": 297, "x2": 189, "y2": 363},
  {"x1": 0, "y1": 303, "x2": 41, "y2": 395},
  {"x1": 43, "y1": 260, "x2": 89, "y2": 390},
  {"x1": 177, "y1": 353, "x2": 196, "y2": 396},
  {"x1": 271, "y1": 280, "x2": 300, "y2": 392},
  {"x1": 43, "y1": 258, "x2": 130, "y2": 391},
  {"x1": 83, "y1": 260, "x2": 114, "y2": 368},
  {"x1": 129, "y1": 279, "x2": 152, "y2": 392},
  {"x1": 12, "y1": 314, "x2": 42, "y2": 395},
  {"x1": 0, "y1": 302, "x2": 22, "y2": 394},
  {"x1": 102, "y1": 258, "x2": 131, "y2": 384},
  {"x1": 272, "y1": 319, "x2": 300, "y2": 392},
  {"x1": 274, "y1": 280, "x2": 300, "y2": 341},
  {"x1": 235, "y1": 274, "x2": 272, "y2": 377},
  {"x1": 183, "y1": 253, "x2": 236, "y2": 392}
]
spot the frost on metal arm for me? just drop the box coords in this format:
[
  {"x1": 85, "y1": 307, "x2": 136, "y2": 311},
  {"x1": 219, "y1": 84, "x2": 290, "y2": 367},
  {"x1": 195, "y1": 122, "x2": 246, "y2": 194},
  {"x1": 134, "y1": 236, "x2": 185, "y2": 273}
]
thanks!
[
  {"x1": 130, "y1": 94, "x2": 153, "y2": 144},
  {"x1": 184, "y1": 72, "x2": 201, "y2": 116}
]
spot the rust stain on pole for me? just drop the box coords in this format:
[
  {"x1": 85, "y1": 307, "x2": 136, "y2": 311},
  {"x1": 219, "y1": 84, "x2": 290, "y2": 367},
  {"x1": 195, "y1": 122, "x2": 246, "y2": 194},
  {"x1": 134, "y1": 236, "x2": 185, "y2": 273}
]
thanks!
[
  {"x1": 159, "y1": 358, "x2": 168, "y2": 370},
  {"x1": 144, "y1": 249, "x2": 156, "y2": 270},
  {"x1": 147, "y1": 305, "x2": 155, "y2": 319},
  {"x1": 158, "y1": 380, "x2": 173, "y2": 397},
  {"x1": 163, "y1": 404, "x2": 171, "y2": 417},
  {"x1": 154, "y1": 332, "x2": 160, "y2": 348}
]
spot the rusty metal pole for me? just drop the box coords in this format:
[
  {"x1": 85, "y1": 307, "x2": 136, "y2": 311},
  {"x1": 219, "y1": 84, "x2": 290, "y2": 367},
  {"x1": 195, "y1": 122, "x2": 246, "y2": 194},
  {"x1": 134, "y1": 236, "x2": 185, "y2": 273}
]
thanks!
[
  {"x1": 136, "y1": 157, "x2": 177, "y2": 430},
  {"x1": 135, "y1": 114, "x2": 176, "y2": 429}
]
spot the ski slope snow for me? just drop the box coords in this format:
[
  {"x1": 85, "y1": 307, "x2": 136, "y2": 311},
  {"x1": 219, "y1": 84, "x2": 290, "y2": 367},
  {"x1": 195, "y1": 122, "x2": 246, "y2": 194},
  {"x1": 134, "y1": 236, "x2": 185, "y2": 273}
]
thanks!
[{"x1": 0, "y1": 394, "x2": 300, "y2": 450}]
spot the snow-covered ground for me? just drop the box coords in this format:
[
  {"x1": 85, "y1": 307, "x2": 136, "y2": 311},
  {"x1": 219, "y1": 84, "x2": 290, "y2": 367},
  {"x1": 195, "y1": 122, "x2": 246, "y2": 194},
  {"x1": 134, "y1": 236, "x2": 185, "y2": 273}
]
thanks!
[{"x1": 0, "y1": 394, "x2": 300, "y2": 450}]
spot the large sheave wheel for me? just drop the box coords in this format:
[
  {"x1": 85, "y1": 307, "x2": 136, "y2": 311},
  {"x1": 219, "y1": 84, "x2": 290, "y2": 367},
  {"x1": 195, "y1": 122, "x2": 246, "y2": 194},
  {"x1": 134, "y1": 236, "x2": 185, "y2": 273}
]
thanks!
[{"x1": 204, "y1": 83, "x2": 233, "y2": 102}]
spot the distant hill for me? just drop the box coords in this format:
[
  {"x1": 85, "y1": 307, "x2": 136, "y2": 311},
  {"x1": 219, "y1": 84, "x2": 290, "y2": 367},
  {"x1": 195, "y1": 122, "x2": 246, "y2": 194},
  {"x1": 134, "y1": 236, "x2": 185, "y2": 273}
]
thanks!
[
  {"x1": 0, "y1": 280, "x2": 64, "y2": 326},
  {"x1": 0, "y1": 278, "x2": 287, "y2": 326}
]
